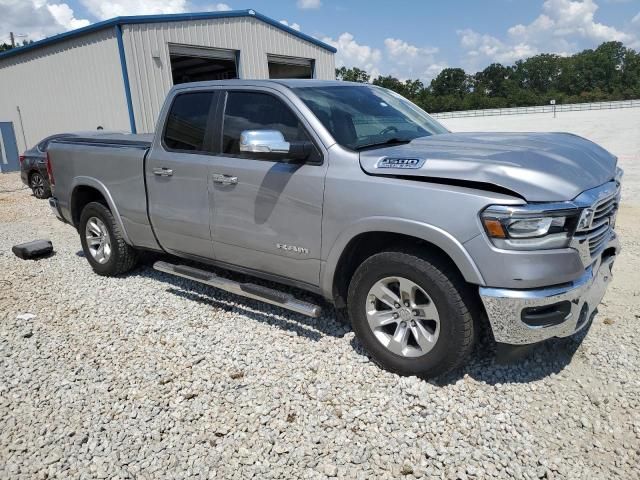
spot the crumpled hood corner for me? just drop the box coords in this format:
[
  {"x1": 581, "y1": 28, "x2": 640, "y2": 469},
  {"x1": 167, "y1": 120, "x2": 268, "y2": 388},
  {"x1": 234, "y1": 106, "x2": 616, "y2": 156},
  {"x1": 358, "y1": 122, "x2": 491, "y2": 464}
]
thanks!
[{"x1": 359, "y1": 132, "x2": 617, "y2": 202}]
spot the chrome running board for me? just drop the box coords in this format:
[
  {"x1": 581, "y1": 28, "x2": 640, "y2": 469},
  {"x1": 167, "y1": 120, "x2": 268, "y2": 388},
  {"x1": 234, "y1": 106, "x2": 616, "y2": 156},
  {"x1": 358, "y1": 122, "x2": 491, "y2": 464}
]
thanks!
[{"x1": 153, "y1": 261, "x2": 322, "y2": 318}]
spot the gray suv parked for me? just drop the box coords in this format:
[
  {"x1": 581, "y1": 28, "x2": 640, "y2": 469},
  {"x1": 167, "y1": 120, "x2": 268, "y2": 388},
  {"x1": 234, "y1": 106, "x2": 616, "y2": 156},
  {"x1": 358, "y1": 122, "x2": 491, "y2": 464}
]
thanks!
[
  {"x1": 46, "y1": 80, "x2": 621, "y2": 377},
  {"x1": 21, "y1": 131, "x2": 120, "y2": 198},
  {"x1": 20, "y1": 134, "x2": 76, "y2": 198}
]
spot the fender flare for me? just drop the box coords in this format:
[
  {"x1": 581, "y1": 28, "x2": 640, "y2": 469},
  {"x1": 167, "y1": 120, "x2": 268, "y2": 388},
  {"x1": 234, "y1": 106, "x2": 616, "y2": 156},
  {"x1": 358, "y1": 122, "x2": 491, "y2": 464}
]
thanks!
[
  {"x1": 320, "y1": 216, "x2": 485, "y2": 298},
  {"x1": 70, "y1": 176, "x2": 133, "y2": 246}
]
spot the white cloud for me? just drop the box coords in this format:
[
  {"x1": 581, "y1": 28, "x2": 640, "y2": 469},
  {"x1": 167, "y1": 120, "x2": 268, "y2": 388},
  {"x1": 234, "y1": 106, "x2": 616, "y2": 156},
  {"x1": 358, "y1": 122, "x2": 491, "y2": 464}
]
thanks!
[
  {"x1": 383, "y1": 38, "x2": 443, "y2": 81},
  {"x1": 632, "y1": 12, "x2": 640, "y2": 25},
  {"x1": 79, "y1": 0, "x2": 189, "y2": 20},
  {"x1": 508, "y1": 0, "x2": 632, "y2": 44},
  {"x1": 458, "y1": 0, "x2": 639, "y2": 70},
  {"x1": 47, "y1": 3, "x2": 90, "y2": 30},
  {"x1": 279, "y1": 19, "x2": 301, "y2": 31},
  {"x1": 0, "y1": 0, "x2": 90, "y2": 42},
  {"x1": 384, "y1": 38, "x2": 438, "y2": 58},
  {"x1": 209, "y1": 3, "x2": 231, "y2": 11},
  {"x1": 323, "y1": 32, "x2": 445, "y2": 82},
  {"x1": 323, "y1": 32, "x2": 382, "y2": 78},
  {"x1": 79, "y1": 0, "x2": 232, "y2": 20},
  {"x1": 297, "y1": 0, "x2": 321, "y2": 9},
  {"x1": 0, "y1": 0, "x2": 235, "y2": 44},
  {"x1": 424, "y1": 63, "x2": 448, "y2": 81},
  {"x1": 458, "y1": 28, "x2": 539, "y2": 65}
]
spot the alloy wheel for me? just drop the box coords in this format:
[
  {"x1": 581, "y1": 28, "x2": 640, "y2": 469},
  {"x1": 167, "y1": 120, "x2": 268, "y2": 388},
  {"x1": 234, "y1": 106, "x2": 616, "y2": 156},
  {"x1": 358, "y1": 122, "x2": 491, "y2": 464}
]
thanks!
[
  {"x1": 365, "y1": 276, "x2": 440, "y2": 357},
  {"x1": 30, "y1": 173, "x2": 45, "y2": 198},
  {"x1": 85, "y1": 217, "x2": 112, "y2": 264}
]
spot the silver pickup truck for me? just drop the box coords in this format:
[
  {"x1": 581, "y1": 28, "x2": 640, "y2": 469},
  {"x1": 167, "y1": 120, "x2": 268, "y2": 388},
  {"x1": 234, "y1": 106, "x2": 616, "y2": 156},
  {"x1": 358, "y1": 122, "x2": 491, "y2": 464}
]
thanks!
[{"x1": 47, "y1": 79, "x2": 622, "y2": 377}]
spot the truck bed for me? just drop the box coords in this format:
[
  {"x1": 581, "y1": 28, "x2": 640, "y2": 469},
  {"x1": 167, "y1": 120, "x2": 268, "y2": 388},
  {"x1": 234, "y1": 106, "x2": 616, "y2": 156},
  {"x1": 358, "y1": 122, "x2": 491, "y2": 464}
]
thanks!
[
  {"x1": 53, "y1": 132, "x2": 153, "y2": 148},
  {"x1": 48, "y1": 132, "x2": 159, "y2": 250}
]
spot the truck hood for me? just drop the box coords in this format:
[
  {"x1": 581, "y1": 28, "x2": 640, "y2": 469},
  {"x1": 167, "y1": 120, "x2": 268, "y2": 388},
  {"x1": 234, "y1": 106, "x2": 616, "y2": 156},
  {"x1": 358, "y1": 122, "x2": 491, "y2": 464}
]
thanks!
[{"x1": 359, "y1": 132, "x2": 617, "y2": 202}]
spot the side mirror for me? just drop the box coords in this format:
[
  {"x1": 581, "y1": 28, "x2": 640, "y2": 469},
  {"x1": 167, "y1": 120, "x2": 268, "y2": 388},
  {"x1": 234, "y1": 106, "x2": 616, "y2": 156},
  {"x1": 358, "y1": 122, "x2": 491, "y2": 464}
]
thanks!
[{"x1": 240, "y1": 130, "x2": 311, "y2": 161}]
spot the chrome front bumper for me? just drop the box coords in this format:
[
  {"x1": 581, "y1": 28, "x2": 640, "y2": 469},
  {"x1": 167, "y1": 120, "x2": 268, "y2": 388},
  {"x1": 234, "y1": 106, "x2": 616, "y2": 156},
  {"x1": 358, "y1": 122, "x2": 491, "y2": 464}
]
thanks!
[{"x1": 479, "y1": 233, "x2": 619, "y2": 345}]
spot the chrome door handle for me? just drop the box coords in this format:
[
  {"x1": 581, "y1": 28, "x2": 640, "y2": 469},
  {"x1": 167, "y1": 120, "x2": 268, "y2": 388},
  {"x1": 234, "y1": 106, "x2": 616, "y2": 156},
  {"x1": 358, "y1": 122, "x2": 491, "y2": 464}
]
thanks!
[
  {"x1": 153, "y1": 167, "x2": 173, "y2": 177},
  {"x1": 212, "y1": 173, "x2": 238, "y2": 185}
]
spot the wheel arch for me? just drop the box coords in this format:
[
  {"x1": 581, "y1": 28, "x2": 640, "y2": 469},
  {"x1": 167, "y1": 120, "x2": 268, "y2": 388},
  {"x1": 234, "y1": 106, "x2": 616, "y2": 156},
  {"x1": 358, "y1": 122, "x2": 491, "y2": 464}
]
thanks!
[
  {"x1": 70, "y1": 177, "x2": 132, "y2": 245},
  {"x1": 321, "y1": 218, "x2": 485, "y2": 307}
]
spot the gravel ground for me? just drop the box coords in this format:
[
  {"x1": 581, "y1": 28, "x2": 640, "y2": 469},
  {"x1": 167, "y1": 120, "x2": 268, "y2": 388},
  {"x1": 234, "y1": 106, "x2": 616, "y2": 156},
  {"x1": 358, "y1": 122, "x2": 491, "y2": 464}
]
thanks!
[{"x1": 2, "y1": 125, "x2": 640, "y2": 479}]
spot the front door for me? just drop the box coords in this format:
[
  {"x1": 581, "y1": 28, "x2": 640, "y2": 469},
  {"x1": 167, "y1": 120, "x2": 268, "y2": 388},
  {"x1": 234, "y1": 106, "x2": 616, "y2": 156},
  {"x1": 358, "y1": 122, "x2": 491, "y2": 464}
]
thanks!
[
  {"x1": 146, "y1": 90, "x2": 218, "y2": 259},
  {"x1": 209, "y1": 89, "x2": 327, "y2": 286}
]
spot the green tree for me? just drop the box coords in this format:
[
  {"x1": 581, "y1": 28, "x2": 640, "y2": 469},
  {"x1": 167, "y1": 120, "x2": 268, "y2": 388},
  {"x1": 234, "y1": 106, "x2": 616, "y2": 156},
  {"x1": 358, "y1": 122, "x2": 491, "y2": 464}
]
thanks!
[
  {"x1": 474, "y1": 63, "x2": 512, "y2": 97},
  {"x1": 621, "y1": 48, "x2": 640, "y2": 96},
  {"x1": 0, "y1": 39, "x2": 32, "y2": 52},
  {"x1": 335, "y1": 66, "x2": 370, "y2": 83},
  {"x1": 402, "y1": 79, "x2": 425, "y2": 99},
  {"x1": 592, "y1": 41, "x2": 626, "y2": 92},
  {"x1": 370, "y1": 76, "x2": 424, "y2": 102},
  {"x1": 334, "y1": 40, "x2": 640, "y2": 113},
  {"x1": 430, "y1": 68, "x2": 471, "y2": 97},
  {"x1": 371, "y1": 75, "x2": 405, "y2": 91},
  {"x1": 513, "y1": 54, "x2": 562, "y2": 93}
]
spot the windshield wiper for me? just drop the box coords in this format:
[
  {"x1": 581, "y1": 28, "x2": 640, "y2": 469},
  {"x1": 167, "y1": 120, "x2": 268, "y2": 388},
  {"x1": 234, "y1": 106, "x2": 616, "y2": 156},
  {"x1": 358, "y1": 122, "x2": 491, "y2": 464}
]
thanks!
[{"x1": 355, "y1": 137, "x2": 413, "y2": 151}]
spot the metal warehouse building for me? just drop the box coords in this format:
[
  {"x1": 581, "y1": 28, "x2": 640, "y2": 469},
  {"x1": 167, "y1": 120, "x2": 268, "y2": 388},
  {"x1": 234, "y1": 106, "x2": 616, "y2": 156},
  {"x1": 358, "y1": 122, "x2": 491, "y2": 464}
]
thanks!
[{"x1": 0, "y1": 9, "x2": 336, "y2": 152}]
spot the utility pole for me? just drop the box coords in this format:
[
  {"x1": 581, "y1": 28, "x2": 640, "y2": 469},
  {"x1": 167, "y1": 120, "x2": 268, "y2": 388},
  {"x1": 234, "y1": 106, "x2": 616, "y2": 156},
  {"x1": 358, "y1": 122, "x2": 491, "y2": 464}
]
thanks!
[{"x1": 10, "y1": 32, "x2": 15, "y2": 48}]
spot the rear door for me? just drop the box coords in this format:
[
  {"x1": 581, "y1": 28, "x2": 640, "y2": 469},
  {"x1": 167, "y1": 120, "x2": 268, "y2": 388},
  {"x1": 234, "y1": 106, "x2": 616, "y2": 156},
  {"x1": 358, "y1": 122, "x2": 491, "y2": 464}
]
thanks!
[
  {"x1": 146, "y1": 89, "x2": 219, "y2": 259},
  {"x1": 208, "y1": 88, "x2": 327, "y2": 286}
]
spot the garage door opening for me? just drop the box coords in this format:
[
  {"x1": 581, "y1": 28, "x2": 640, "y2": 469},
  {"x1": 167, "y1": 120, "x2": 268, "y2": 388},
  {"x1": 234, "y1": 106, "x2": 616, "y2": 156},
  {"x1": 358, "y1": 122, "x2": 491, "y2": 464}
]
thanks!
[
  {"x1": 268, "y1": 55, "x2": 314, "y2": 79},
  {"x1": 169, "y1": 44, "x2": 238, "y2": 84}
]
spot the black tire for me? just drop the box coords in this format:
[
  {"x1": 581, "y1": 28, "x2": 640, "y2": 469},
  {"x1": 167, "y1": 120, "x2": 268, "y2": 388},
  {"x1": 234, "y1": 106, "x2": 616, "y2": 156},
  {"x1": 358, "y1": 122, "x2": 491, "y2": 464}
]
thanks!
[
  {"x1": 79, "y1": 201, "x2": 138, "y2": 276},
  {"x1": 347, "y1": 249, "x2": 476, "y2": 377},
  {"x1": 29, "y1": 171, "x2": 51, "y2": 199}
]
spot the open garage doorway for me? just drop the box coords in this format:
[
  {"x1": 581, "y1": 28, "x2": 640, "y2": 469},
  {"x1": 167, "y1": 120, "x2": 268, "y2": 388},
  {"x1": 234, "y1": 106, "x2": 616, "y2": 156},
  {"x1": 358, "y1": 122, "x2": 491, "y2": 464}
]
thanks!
[
  {"x1": 268, "y1": 55, "x2": 314, "y2": 79},
  {"x1": 169, "y1": 44, "x2": 238, "y2": 84}
]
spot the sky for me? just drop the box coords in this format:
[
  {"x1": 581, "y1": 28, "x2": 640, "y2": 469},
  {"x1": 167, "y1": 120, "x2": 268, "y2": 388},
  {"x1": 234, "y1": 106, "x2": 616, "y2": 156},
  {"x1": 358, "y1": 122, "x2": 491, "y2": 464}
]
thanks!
[{"x1": 1, "y1": 0, "x2": 640, "y2": 82}]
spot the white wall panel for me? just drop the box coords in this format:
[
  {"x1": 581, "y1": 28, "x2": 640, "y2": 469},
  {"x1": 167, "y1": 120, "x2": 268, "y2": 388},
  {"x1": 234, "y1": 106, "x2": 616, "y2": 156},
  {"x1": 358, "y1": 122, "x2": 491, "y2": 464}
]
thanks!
[
  {"x1": 123, "y1": 17, "x2": 335, "y2": 133},
  {"x1": 0, "y1": 29, "x2": 130, "y2": 152}
]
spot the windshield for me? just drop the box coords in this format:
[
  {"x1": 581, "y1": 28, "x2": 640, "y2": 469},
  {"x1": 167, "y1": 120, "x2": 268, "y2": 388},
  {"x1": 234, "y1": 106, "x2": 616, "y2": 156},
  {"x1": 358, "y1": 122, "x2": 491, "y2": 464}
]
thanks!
[{"x1": 292, "y1": 85, "x2": 449, "y2": 150}]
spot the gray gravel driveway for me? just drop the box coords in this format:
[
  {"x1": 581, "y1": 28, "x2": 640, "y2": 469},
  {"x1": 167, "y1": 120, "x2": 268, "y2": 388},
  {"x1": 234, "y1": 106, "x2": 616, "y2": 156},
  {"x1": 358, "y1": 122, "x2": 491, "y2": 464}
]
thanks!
[{"x1": 1, "y1": 172, "x2": 639, "y2": 479}]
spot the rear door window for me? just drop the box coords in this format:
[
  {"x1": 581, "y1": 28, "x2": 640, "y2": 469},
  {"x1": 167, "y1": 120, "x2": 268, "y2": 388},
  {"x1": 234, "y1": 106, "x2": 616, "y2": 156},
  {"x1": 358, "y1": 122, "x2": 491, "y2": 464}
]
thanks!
[{"x1": 163, "y1": 92, "x2": 216, "y2": 153}]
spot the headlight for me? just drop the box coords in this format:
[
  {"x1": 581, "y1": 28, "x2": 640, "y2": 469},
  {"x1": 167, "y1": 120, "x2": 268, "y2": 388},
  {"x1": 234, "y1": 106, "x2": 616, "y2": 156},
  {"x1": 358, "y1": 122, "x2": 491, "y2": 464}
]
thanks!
[{"x1": 481, "y1": 204, "x2": 580, "y2": 250}]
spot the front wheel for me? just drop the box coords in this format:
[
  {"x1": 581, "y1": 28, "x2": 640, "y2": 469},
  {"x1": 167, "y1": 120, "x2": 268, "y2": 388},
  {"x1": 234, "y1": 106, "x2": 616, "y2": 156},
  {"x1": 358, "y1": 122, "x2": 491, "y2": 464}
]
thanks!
[
  {"x1": 347, "y1": 250, "x2": 476, "y2": 377},
  {"x1": 79, "y1": 202, "x2": 138, "y2": 276}
]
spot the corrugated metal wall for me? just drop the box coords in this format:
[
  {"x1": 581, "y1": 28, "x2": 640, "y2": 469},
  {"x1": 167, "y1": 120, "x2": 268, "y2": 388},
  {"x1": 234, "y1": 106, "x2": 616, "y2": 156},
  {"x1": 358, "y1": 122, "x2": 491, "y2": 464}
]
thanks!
[
  {"x1": 123, "y1": 17, "x2": 336, "y2": 133},
  {"x1": 0, "y1": 29, "x2": 130, "y2": 152}
]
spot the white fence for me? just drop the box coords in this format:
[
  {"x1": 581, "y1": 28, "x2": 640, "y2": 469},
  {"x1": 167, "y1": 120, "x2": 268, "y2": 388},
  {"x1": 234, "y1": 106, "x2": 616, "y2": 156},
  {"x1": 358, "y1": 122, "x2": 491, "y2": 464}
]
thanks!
[{"x1": 431, "y1": 99, "x2": 640, "y2": 119}]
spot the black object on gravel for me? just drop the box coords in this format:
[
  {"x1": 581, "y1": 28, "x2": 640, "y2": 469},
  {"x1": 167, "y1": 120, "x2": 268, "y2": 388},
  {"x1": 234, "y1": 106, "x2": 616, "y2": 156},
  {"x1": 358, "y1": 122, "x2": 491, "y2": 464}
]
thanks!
[{"x1": 12, "y1": 240, "x2": 54, "y2": 260}]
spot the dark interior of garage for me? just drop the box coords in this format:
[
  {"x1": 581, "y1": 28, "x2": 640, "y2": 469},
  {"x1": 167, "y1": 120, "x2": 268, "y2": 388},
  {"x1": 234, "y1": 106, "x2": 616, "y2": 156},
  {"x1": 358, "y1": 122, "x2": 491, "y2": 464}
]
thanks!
[
  {"x1": 170, "y1": 54, "x2": 238, "y2": 84},
  {"x1": 268, "y1": 60, "x2": 313, "y2": 79}
]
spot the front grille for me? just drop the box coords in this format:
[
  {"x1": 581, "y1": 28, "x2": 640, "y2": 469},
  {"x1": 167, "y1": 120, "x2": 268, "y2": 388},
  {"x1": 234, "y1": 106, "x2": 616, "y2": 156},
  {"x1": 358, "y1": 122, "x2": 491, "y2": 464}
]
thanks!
[
  {"x1": 592, "y1": 196, "x2": 617, "y2": 229},
  {"x1": 586, "y1": 224, "x2": 611, "y2": 256},
  {"x1": 575, "y1": 187, "x2": 619, "y2": 260}
]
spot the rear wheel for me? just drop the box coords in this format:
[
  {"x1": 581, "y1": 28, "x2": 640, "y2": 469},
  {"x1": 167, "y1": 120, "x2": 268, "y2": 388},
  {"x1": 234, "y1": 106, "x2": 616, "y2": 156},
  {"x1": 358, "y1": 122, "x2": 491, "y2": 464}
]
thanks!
[
  {"x1": 79, "y1": 202, "x2": 138, "y2": 276},
  {"x1": 29, "y1": 172, "x2": 51, "y2": 199},
  {"x1": 347, "y1": 250, "x2": 475, "y2": 377}
]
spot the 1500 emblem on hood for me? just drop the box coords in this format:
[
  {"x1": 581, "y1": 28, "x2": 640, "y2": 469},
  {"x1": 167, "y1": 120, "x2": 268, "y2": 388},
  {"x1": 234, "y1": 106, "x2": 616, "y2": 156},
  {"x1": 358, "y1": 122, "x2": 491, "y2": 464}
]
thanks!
[{"x1": 376, "y1": 157, "x2": 426, "y2": 169}]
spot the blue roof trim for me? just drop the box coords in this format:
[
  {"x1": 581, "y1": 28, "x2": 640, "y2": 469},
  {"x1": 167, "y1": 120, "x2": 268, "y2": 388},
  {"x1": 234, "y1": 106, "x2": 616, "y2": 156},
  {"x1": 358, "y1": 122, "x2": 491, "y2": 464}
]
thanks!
[
  {"x1": 251, "y1": 11, "x2": 336, "y2": 53},
  {"x1": 0, "y1": 9, "x2": 337, "y2": 60}
]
